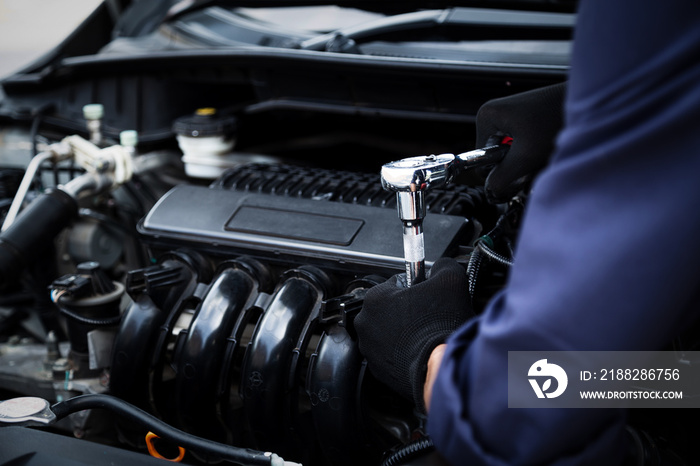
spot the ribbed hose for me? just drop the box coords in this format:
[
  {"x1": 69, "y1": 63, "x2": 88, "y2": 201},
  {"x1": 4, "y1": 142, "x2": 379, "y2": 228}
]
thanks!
[
  {"x1": 51, "y1": 394, "x2": 273, "y2": 466},
  {"x1": 466, "y1": 246, "x2": 485, "y2": 306},
  {"x1": 477, "y1": 241, "x2": 514, "y2": 267},
  {"x1": 467, "y1": 234, "x2": 514, "y2": 305},
  {"x1": 381, "y1": 437, "x2": 435, "y2": 466}
]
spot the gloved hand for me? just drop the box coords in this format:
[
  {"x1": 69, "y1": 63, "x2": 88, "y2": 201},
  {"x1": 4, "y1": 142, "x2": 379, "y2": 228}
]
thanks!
[
  {"x1": 476, "y1": 82, "x2": 566, "y2": 203},
  {"x1": 354, "y1": 257, "x2": 473, "y2": 411}
]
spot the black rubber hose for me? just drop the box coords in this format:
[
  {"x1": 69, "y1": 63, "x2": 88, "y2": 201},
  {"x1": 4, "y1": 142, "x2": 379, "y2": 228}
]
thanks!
[
  {"x1": 381, "y1": 436, "x2": 435, "y2": 466},
  {"x1": 51, "y1": 394, "x2": 273, "y2": 466},
  {"x1": 0, "y1": 189, "x2": 78, "y2": 290}
]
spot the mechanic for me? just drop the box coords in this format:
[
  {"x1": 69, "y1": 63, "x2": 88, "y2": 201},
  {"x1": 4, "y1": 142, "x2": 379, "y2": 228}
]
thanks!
[{"x1": 355, "y1": 1, "x2": 700, "y2": 464}]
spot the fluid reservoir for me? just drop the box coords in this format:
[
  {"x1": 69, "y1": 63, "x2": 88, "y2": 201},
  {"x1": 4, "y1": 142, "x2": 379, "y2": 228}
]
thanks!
[{"x1": 172, "y1": 108, "x2": 237, "y2": 179}]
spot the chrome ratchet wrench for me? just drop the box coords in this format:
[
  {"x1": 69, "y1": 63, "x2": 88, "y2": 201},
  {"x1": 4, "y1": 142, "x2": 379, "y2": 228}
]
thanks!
[{"x1": 380, "y1": 141, "x2": 510, "y2": 287}]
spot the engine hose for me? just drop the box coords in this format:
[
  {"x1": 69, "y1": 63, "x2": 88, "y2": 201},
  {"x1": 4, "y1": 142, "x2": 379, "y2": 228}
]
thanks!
[
  {"x1": 51, "y1": 394, "x2": 278, "y2": 466},
  {"x1": 54, "y1": 302, "x2": 122, "y2": 327},
  {"x1": 466, "y1": 245, "x2": 484, "y2": 306},
  {"x1": 476, "y1": 240, "x2": 514, "y2": 267},
  {"x1": 381, "y1": 436, "x2": 435, "y2": 466},
  {"x1": 0, "y1": 188, "x2": 78, "y2": 289}
]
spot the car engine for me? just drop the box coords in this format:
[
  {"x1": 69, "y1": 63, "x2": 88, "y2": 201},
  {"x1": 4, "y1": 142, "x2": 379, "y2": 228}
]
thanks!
[{"x1": 0, "y1": 2, "x2": 696, "y2": 465}]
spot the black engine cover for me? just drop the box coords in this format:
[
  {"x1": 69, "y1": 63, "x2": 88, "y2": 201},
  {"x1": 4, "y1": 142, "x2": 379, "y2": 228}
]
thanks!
[{"x1": 138, "y1": 184, "x2": 469, "y2": 275}]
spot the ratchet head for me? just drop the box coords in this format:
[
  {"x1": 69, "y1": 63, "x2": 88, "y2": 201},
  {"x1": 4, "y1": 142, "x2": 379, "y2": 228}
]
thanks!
[
  {"x1": 380, "y1": 153, "x2": 456, "y2": 194},
  {"x1": 381, "y1": 154, "x2": 456, "y2": 224}
]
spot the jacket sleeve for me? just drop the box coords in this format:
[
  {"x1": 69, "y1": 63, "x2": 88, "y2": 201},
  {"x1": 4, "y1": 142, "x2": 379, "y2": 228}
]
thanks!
[{"x1": 428, "y1": 0, "x2": 700, "y2": 463}]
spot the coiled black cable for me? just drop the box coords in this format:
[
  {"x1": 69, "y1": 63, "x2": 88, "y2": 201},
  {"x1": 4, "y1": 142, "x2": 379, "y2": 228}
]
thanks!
[
  {"x1": 51, "y1": 394, "x2": 273, "y2": 466},
  {"x1": 476, "y1": 240, "x2": 514, "y2": 267},
  {"x1": 466, "y1": 240, "x2": 513, "y2": 306},
  {"x1": 466, "y1": 210, "x2": 515, "y2": 305},
  {"x1": 381, "y1": 436, "x2": 435, "y2": 466},
  {"x1": 466, "y1": 245, "x2": 485, "y2": 306}
]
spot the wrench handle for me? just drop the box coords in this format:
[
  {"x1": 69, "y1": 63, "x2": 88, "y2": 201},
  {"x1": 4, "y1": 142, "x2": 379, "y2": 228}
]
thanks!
[{"x1": 455, "y1": 141, "x2": 510, "y2": 169}]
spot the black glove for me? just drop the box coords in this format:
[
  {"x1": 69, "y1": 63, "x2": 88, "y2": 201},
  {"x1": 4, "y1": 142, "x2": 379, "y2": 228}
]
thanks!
[
  {"x1": 354, "y1": 257, "x2": 473, "y2": 411},
  {"x1": 476, "y1": 82, "x2": 566, "y2": 203}
]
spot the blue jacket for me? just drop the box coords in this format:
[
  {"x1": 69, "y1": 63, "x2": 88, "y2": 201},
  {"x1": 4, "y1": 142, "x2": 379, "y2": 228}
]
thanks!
[{"x1": 428, "y1": 1, "x2": 700, "y2": 464}]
